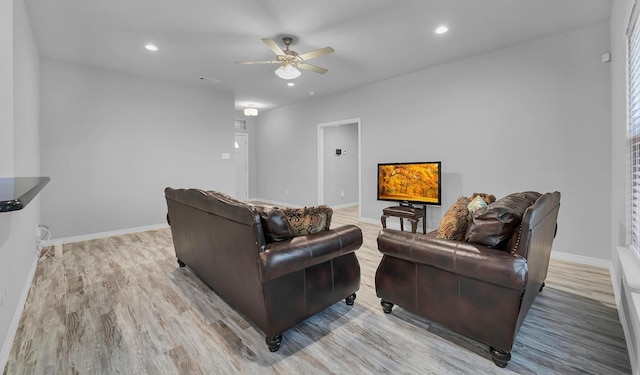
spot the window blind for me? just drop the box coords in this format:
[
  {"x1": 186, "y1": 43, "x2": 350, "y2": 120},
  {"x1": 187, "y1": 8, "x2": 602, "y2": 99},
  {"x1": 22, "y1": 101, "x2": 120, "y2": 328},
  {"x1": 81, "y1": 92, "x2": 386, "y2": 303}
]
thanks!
[{"x1": 629, "y1": 6, "x2": 640, "y2": 255}]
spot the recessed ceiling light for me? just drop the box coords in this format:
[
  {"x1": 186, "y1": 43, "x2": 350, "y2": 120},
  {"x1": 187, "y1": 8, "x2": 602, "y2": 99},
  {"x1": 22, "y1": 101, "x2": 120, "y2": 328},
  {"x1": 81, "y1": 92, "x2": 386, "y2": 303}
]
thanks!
[
  {"x1": 287, "y1": 82, "x2": 295, "y2": 87},
  {"x1": 145, "y1": 44, "x2": 158, "y2": 51},
  {"x1": 435, "y1": 26, "x2": 448, "y2": 35},
  {"x1": 309, "y1": 91, "x2": 315, "y2": 96}
]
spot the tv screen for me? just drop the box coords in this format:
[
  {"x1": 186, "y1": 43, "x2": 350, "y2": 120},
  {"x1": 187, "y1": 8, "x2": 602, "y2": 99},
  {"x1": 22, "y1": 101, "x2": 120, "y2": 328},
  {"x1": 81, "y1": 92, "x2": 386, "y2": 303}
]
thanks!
[{"x1": 377, "y1": 162, "x2": 441, "y2": 206}]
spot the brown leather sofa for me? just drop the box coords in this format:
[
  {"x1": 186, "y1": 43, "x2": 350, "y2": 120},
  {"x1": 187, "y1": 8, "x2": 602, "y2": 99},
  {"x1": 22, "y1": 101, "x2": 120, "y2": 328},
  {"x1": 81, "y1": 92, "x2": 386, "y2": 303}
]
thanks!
[
  {"x1": 375, "y1": 191, "x2": 560, "y2": 367},
  {"x1": 165, "y1": 188, "x2": 362, "y2": 352}
]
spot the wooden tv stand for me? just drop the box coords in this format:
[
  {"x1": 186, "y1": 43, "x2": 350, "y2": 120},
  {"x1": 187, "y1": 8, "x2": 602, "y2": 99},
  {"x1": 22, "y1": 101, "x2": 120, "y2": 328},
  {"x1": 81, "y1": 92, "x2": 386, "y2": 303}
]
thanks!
[{"x1": 381, "y1": 205, "x2": 426, "y2": 234}]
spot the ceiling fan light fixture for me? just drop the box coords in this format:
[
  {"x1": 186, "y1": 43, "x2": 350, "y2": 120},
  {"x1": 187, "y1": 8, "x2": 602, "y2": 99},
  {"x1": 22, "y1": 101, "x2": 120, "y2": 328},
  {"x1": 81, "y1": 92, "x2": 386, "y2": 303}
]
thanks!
[
  {"x1": 244, "y1": 107, "x2": 258, "y2": 116},
  {"x1": 435, "y1": 26, "x2": 449, "y2": 34},
  {"x1": 275, "y1": 63, "x2": 301, "y2": 80}
]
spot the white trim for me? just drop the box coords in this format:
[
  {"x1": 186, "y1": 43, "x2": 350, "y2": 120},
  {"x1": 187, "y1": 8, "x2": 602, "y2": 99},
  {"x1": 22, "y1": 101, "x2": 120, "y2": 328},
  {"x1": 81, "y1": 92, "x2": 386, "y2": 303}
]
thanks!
[
  {"x1": 234, "y1": 132, "x2": 249, "y2": 201},
  {"x1": 43, "y1": 223, "x2": 169, "y2": 246},
  {"x1": 317, "y1": 118, "x2": 362, "y2": 220},
  {"x1": 627, "y1": 0, "x2": 640, "y2": 37},
  {"x1": 317, "y1": 125, "x2": 325, "y2": 204},
  {"x1": 619, "y1": 246, "x2": 640, "y2": 291},
  {"x1": 329, "y1": 202, "x2": 359, "y2": 210},
  {"x1": 620, "y1": 293, "x2": 640, "y2": 375},
  {"x1": 613, "y1": 246, "x2": 640, "y2": 375},
  {"x1": 0, "y1": 253, "x2": 38, "y2": 371},
  {"x1": 549, "y1": 250, "x2": 612, "y2": 269}
]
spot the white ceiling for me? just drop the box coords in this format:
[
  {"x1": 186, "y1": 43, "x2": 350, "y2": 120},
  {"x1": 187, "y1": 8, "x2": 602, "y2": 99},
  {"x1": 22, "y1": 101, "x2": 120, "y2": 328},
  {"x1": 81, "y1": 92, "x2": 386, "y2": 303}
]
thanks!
[{"x1": 24, "y1": 0, "x2": 611, "y2": 112}]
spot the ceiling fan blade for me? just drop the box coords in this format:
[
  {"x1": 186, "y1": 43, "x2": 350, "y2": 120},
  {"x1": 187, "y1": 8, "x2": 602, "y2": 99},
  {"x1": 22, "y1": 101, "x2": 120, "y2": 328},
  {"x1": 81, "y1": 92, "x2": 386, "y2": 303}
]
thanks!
[
  {"x1": 298, "y1": 63, "x2": 328, "y2": 74},
  {"x1": 298, "y1": 47, "x2": 334, "y2": 61},
  {"x1": 235, "y1": 60, "x2": 279, "y2": 65},
  {"x1": 261, "y1": 38, "x2": 285, "y2": 56}
]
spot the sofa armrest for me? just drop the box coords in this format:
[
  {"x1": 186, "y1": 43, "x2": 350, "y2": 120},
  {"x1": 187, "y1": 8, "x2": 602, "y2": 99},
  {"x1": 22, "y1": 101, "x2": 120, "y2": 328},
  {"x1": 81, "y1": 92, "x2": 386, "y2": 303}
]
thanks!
[
  {"x1": 259, "y1": 225, "x2": 363, "y2": 283},
  {"x1": 377, "y1": 229, "x2": 527, "y2": 290}
]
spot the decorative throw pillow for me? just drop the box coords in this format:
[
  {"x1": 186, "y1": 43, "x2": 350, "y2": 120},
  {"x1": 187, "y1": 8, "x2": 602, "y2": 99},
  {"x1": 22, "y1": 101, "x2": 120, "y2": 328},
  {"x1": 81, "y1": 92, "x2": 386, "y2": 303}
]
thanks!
[
  {"x1": 282, "y1": 206, "x2": 333, "y2": 236},
  {"x1": 436, "y1": 197, "x2": 470, "y2": 240},
  {"x1": 465, "y1": 192, "x2": 539, "y2": 249},
  {"x1": 254, "y1": 205, "x2": 294, "y2": 243},
  {"x1": 467, "y1": 196, "x2": 488, "y2": 216},
  {"x1": 468, "y1": 192, "x2": 496, "y2": 206}
]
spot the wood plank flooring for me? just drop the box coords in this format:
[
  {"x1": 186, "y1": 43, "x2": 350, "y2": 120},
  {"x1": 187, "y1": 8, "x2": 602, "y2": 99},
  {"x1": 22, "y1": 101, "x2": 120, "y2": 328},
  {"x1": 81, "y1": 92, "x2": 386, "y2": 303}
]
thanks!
[{"x1": 3, "y1": 206, "x2": 632, "y2": 374}]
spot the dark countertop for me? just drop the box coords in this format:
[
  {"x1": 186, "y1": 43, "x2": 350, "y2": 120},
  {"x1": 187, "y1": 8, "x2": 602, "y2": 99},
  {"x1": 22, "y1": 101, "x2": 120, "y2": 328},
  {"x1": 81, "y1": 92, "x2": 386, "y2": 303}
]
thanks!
[{"x1": 0, "y1": 177, "x2": 51, "y2": 212}]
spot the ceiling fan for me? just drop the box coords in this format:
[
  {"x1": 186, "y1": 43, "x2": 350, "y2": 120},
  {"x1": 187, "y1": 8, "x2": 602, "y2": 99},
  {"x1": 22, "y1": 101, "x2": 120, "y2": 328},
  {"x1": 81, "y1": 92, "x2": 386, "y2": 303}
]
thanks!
[{"x1": 236, "y1": 37, "x2": 334, "y2": 80}]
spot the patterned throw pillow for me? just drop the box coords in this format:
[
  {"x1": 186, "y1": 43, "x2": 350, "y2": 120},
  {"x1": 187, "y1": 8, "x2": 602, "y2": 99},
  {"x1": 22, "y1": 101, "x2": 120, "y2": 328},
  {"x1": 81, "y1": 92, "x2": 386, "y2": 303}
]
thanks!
[
  {"x1": 436, "y1": 197, "x2": 470, "y2": 240},
  {"x1": 468, "y1": 192, "x2": 496, "y2": 206},
  {"x1": 282, "y1": 206, "x2": 333, "y2": 236},
  {"x1": 467, "y1": 195, "x2": 488, "y2": 216}
]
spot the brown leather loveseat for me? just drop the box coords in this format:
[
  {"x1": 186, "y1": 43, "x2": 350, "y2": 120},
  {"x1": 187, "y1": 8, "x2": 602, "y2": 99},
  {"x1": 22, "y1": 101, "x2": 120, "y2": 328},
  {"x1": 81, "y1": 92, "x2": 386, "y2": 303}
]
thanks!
[
  {"x1": 165, "y1": 188, "x2": 362, "y2": 352},
  {"x1": 375, "y1": 191, "x2": 560, "y2": 367}
]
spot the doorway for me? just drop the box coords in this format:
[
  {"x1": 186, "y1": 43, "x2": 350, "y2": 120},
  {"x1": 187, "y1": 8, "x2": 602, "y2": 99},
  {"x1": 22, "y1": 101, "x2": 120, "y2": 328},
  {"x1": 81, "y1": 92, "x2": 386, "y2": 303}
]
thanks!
[
  {"x1": 317, "y1": 118, "x2": 361, "y2": 214},
  {"x1": 235, "y1": 133, "x2": 249, "y2": 200}
]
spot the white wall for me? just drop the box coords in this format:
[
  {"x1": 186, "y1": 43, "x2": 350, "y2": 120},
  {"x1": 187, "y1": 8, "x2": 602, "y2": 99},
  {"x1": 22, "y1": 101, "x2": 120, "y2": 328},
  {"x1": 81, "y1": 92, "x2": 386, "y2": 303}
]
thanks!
[
  {"x1": 256, "y1": 21, "x2": 612, "y2": 260},
  {"x1": 0, "y1": 0, "x2": 13, "y2": 174},
  {"x1": 0, "y1": 0, "x2": 41, "y2": 368},
  {"x1": 13, "y1": 0, "x2": 39, "y2": 175},
  {"x1": 40, "y1": 60, "x2": 235, "y2": 239}
]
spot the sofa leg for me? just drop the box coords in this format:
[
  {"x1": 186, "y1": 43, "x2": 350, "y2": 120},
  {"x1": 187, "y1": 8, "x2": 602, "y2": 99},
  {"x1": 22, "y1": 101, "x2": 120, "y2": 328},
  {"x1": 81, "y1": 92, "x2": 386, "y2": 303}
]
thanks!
[
  {"x1": 490, "y1": 347, "x2": 511, "y2": 368},
  {"x1": 177, "y1": 258, "x2": 185, "y2": 267},
  {"x1": 380, "y1": 299, "x2": 394, "y2": 314},
  {"x1": 539, "y1": 282, "x2": 546, "y2": 292},
  {"x1": 266, "y1": 334, "x2": 283, "y2": 352},
  {"x1": 345, "y1": 293, "x2": 356, "y2": 306}
]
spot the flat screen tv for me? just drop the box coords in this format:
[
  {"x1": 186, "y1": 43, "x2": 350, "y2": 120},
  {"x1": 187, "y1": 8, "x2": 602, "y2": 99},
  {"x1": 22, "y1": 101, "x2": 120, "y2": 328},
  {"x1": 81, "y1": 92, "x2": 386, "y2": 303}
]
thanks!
[{"x1": 377, "y1": 161, "x2": 441, "y2": 206}]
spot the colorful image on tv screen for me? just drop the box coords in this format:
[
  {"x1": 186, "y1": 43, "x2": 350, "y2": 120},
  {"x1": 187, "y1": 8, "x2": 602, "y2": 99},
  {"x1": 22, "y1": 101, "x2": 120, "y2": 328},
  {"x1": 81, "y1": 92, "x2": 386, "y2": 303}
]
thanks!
[{"x1": 378, "y1": 163, "x2": 440, "y2": 204}]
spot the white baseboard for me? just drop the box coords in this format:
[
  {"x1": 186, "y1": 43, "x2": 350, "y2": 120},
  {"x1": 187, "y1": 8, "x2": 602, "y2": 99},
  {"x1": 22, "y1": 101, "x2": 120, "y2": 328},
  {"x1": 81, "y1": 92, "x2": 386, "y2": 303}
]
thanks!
[
  {"x1": 0, "y1": 253, "x2": 38, "y2": 372},
  {"x1": 43, "y1": 223, "x2": 169, "y2": 246},
  {"x1": 329, "y1": 202, "x2": 359, "y2": 210},
  {"x1": 550, "y1": 250, "x2": 612, "y2": 269}
]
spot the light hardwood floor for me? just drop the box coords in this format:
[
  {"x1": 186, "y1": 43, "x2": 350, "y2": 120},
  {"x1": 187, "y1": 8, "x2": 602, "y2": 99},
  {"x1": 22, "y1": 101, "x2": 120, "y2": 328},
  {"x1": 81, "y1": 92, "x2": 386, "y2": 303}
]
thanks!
[{"x1": 3, "y1": 206, "x2": 632, "y2": 374}]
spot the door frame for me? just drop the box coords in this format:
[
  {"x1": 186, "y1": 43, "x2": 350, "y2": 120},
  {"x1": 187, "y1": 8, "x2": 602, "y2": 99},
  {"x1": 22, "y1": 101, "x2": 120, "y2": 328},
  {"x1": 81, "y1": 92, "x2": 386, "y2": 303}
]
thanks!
[
  {"x1": 234, "y1": 132, "x2": 249, "y2": 200},
  {"x1": 317, "y1": 118, "x2": 361, "y2": 216}
]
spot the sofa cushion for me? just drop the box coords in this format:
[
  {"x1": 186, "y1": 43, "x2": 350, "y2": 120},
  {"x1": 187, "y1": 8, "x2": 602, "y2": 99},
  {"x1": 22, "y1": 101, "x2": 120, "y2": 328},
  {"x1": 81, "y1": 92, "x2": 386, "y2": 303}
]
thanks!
[
  {"x1": 436, "y1": 197, "x2": 469, "y2": 240},
  {"x1": 282, "y1": 206, "x2": 333, "y2": 236},
  {"x1": 255, "y1": 205, "x2": 294, "y2": 243},
  {"x1": 465, "y1": 192, "x2": 539, "y2": 249}
]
